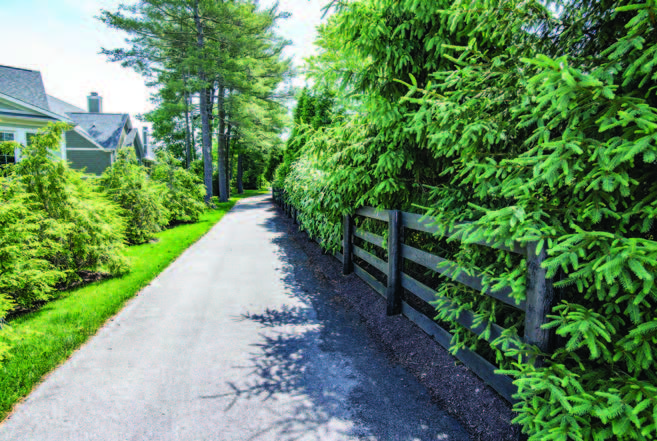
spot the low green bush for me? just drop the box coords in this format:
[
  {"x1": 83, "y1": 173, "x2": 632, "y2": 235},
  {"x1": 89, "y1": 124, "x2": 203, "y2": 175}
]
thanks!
[
  {"x1": 0, "y1": 123, "x2": 128, "y2": 312},
  {"x1": 149, "y1": 151, "x2": 205, "y2": 224},
  {"x1": 100, "y1": 148, "x2": 169, "y2": 244},
  {"x1": 0, "y1": 179, "x2": 63, "y2": 310},
  {"x1": 13, "y1": 124, "x2": 128, "y2": 283}
]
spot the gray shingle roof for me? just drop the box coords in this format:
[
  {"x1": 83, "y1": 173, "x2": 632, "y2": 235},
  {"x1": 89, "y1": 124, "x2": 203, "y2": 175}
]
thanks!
[
  {"x1": 47, "y1": 95, "x2": 86, "y2": 115},
  {"x1": 0, "y1": 65, "x2": 50, "y2": 110},
  {"x1": 67, "y1": 113, "x2": 128, "y2": 150},
  {"x1": 124, "y1": 128, "x2": 138, "y2": 146}
]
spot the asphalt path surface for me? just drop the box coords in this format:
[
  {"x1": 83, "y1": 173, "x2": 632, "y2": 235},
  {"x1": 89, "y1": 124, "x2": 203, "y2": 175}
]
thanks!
[{"x1": 0, "y1": 194, "x2": 470, "y2": 441}]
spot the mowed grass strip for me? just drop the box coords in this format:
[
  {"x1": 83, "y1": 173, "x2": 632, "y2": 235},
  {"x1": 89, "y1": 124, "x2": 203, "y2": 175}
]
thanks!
[{"x1": 0, "y1": 189, "x2": 268, "y2": 420}]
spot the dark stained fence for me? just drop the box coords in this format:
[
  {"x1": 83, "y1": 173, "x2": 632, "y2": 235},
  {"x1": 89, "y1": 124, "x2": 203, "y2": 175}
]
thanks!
[{"x1": 271, "y1": 189, "x2": 555, "y2": 403}]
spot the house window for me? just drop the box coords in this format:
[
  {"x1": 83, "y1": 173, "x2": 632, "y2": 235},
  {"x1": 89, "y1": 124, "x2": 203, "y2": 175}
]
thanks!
[
  {"x1": 26, "y1": 133, "x2": 37, "y2": 146},
  {"x1": 0, "y1": 132, "x2": 15, "y2": 165}
]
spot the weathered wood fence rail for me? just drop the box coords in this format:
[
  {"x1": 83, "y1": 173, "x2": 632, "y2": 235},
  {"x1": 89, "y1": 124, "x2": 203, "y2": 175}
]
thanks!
[{"x1": 271, "y1": 188, "x2": 555, "y2": 403}]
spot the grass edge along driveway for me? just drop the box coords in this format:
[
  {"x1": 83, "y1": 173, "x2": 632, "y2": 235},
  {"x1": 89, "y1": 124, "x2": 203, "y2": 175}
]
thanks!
[{"x1": 0, "y1": 190, "x2": 268, "y2": 421}]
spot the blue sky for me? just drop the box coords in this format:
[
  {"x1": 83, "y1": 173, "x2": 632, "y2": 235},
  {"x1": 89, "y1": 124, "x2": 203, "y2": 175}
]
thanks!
[{"x1": 0, "y1": 0, "x2": 327, "y2": 128}]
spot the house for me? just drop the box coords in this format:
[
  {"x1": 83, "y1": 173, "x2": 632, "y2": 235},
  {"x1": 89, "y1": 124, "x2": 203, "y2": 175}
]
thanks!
[{"x1": 0, "y1": 64, "x2": 152, "y2": 174}]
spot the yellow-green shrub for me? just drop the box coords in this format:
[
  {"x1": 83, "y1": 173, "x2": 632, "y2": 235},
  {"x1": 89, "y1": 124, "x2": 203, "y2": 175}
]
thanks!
[
  {"x1": 100, "y1": 148, "x2": 169, "y2": 244},
  {"x1": 149, "y1": 151, "x2": 205, "y2": 224}
]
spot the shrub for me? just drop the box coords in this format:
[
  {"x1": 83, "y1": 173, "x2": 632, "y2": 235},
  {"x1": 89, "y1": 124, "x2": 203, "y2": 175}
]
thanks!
[
  {"x1": 149, "y1": 151, "x2": 205, "y2": 224},
  {"x1": 0, "y1": 123, "x2": 128, "y2": 312},
  {"x1": 100, "y1": 148, "x2": 169, "y2": 244},
  {"x1": 272, "y1": 161, "x2": 290, "y2": 189},
  {"x1": 11, "y1": 123, "x2": 129, "y2": 284},
  {"x1": 0, "y1": 178, "x2": 63, "y2": 310}
]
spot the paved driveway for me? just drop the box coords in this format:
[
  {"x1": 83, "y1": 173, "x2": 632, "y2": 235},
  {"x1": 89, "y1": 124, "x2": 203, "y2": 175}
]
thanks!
[{"x1": 0, "y1": 194, "x2": 470, "y2": 441}]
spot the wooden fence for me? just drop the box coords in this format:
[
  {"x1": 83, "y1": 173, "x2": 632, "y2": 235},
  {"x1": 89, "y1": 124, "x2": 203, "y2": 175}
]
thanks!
[{"x1": 271, "y1": 188, "x2": 555, "y2": 403}]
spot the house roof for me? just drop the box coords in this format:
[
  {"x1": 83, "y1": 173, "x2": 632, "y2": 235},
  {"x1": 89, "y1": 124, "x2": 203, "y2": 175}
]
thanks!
[
  {"x1": 124, "y1": 128, "x2": 138, "y2": 146},
  {"x1": 67, "y1": 113, "x2": 129, "y2": 150},
  {"x1": 47, "y1": 94, "x2": 86, "y2": 115},
  {"x1": 0, "y1": 65, "x2": 50, "y2": 110},
  {"x1": 0, "y1": 64, "x2": 142, "y2": 156}
]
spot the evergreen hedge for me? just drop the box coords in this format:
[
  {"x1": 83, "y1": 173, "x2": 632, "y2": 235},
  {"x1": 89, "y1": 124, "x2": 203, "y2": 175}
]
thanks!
[
  {"x1": 149, "y1": 151, "x2": 206, "y2": 224},
  {"x1": 0, "y1": 123, "x2": 128, "y2": 312},
  {"x1": 284, "y1": 1, "x2": 657, "y2": 439},
  {"x1": 100, "y1": 148, "x2": 169, "y2": 244}
]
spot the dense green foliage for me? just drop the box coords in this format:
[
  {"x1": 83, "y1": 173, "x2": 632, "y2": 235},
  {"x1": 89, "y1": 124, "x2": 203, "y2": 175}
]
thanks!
[
  {"x1": 0, "y1": 178, "x2": 63, "y2": 311},
  {"x1": 149, "y1": 151, "x2": 205, "y2": 224},
  {"x1": 100, "y1": 148, "x2": 169, "y2": 244},
  {"x1": 0, "y1": 124, "x2": 128, "y2": 314},
  {"x1": 274, "y1": 88, "x2": 335, "y2": 189},
  {"x1": 284, "y1": 1, "x2": 657, "y2": 439}
]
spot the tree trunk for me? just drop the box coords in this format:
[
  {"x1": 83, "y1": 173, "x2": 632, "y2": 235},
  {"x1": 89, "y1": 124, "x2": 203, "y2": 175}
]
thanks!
[
  {"x1": 216, "y1": 84, "x2": 229, "y2": 202},
  {"x1": 237, "y1": 152, "x2": 244, "y2": 194},
  {"x1": 225, "y1": 122, "x2": 232, "y2": 198},
  {"x1": 183, "y1": 79, "x2": 192, "y2": 169},
  {"x1": 193, "y1": 0, "x2": 213, "y2": 203},
  {"x1": 190, "y1": 93, "x2": 197, "y2": 161}
]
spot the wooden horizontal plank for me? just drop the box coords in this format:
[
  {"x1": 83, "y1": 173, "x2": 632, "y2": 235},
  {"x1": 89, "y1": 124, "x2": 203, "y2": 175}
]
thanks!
[
  {"x1": 355, "y1": 206, "x2": 389, "y2": 222},
  {"x1": 334, "y1": 251, "x2": 344, "y2": 263},
  {"x1": 401, "y1": 244, "x2": 526, "y2": 310},
  {"x1": 353, "y1": 245, "x2": 388, "y2": 275},
  {"x1": 402, "y1": 244, "x2": 447, "y2": 272},
  {"x1": 402, "y1": 212, "x2": 525, "y2": 255},
  {"x1": 354, "y1": 264, "x2": 386, "y2": 298},
  {"x1": 401, "y1": 272, "x2": 440, "y2": 304},
  {"x1": 402, "y1": 212, "x2": 441, "y2": 235},
  {"x1": 401, "y1": 273, "x2": 521, "y2": 358},
  {"x1": 354, "y1": 228, "x2": 385, "y2": 248},
  {"x1": 402, "y1": 302, "x2": 518, "y2": 403}
]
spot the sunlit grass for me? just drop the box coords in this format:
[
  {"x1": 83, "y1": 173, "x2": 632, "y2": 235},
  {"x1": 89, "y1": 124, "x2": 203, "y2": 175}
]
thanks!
[{"x1": 0, "y1": 189, "x2": 268, "y2": 420}]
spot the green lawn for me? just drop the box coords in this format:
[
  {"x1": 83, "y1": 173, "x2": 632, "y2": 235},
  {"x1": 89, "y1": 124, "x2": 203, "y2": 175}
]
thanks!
[{"x1": 0, "y1": 189, "x2": 268, "y2": 420}]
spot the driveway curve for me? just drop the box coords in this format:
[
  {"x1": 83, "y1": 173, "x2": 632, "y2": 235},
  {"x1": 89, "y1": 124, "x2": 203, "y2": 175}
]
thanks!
[{"x1": 0, "y1": 194, "x2": 470, "y2": 441}]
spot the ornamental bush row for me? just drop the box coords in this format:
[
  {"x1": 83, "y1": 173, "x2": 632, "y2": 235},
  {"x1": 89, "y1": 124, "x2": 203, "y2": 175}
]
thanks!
[
  {"x1": 0, "y1": 123, "x2": 205, "y2": 353},
  {"x1": 283, "y1": 1, "x2": 657, "y2": 439}
]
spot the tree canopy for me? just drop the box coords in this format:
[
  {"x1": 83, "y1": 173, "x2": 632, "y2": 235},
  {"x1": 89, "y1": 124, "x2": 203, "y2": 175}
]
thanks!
[{"x1": 100, "y1": 0, "x2": 292, "y2": 201}]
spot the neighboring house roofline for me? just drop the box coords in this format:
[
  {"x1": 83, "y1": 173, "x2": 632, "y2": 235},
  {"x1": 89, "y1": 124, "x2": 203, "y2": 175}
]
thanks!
[
  {"x1": 0, "y1": 64, "x2": 50, "y2": 110},
  {"x1": 72, "y1": 126, "x2": 111, "y2": 152},
  {"x1": 0, "y1": 64, "x2": 33, "y2": 71},
  {"x1": 67, "y1": 112, "x2": 132, "y2": 151},
  {"x1": 0, "y1": 110, "x2": 59, "y2": 122},
  {"x1": 46, "y1": 94, "x2": 86, "y2": 114},
  {"x1": 0, "y1": 91, "x2": 73, "y2": 124},
  {"x1": 67, "y1": 112, "x2": 132, "y2": 116}
]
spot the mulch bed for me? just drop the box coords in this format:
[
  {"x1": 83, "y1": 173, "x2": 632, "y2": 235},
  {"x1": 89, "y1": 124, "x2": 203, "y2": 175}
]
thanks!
[{"x1": 280, "y1": 210, "x2": 525, "y2": 441}]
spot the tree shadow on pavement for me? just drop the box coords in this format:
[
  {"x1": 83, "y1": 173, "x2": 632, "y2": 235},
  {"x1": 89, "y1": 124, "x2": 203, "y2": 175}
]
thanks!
[{"x1": 213, "y1": 197, "x2": 470, "y2": 441}]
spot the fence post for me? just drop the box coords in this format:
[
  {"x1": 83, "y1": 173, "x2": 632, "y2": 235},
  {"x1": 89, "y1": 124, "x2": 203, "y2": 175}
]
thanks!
[
  {"x1": 293, "y1": 207, "x2": 298, "y2": 225},
  {"x1": 386, "y1": 210, "x2": 402, "y2": 316},
  {"x1": 524, "y1": 241, "x2": 555, "y2": 357},
  {"x1": 343, "y1": 214, "x2": 354, "y2": 275}
]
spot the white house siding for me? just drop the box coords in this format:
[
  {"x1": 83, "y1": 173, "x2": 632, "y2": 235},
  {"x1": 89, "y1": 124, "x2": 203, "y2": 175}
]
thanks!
[{"x1": 0, "y1": 120, "x2": 66, "y2": 162}]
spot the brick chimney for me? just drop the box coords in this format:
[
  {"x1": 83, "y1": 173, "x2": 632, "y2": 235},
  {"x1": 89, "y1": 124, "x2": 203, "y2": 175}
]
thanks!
[{"x1": 87, "y1": 92, "x2": 102, "y2": 113}]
